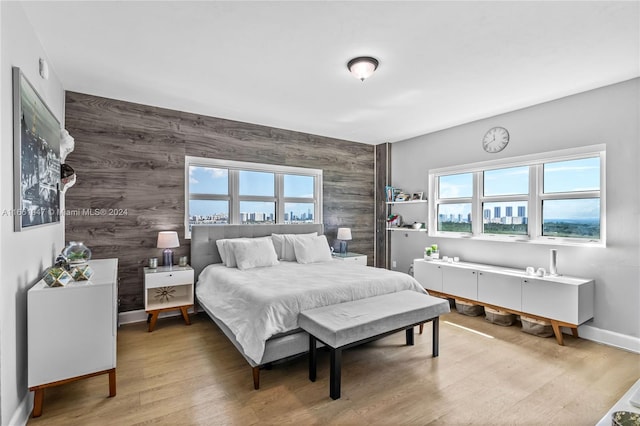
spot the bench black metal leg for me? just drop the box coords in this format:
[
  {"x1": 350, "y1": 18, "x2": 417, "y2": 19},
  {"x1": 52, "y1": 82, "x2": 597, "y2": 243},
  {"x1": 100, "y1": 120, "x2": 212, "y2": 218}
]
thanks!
[
  {"x1": 432, "y1": 317, "x2": 439, "y2": 357},
  {"x1": 406, "y1": 327, "x2": 414, "y2": 345},
  {"x1": 330, "y1": 348, "x2": 342, "y2": 400},
  {"x1": 309, "y1": 335, "x2": 317, "y2": 382}
]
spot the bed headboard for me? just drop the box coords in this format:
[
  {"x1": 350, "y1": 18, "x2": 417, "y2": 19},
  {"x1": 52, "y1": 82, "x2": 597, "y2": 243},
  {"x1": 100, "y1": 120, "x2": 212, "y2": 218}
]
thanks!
[{"x1": 190, "y1": 224, "x2": 325, "y2": 278}]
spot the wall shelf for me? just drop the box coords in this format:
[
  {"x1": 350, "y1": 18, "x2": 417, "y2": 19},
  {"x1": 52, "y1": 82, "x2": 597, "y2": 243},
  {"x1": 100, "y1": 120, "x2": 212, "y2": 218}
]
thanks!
[
  {"x1": 387, "y1": 227, "x2": 427, "y2": 232},
  {"x1": 385, "y1": 200, "x2": 427, "y2": 205}
]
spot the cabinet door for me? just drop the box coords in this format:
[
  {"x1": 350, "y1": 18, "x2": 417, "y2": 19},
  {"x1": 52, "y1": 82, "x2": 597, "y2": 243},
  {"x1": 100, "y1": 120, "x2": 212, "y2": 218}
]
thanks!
[
  {"x1": 28, "y1": 283, "x2": 115, "y2": 387},
  {"x1": 521, "y1": 278, "x2": 577, "y2": 323},
  {"x1": 442, "y1": 267, "x2": 477, "y2": 300},
  {"x1": 414, "y1": 260, "x2": 443, "y2": 292},
  {"x1": 477, "y1": 271, "x2": 521, "y2": 311}
]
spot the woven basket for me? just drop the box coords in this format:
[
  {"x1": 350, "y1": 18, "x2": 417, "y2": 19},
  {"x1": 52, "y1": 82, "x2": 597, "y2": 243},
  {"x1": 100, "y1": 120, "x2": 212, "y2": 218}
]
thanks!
[
  {"x1": 455, "y1": 299, "x2": 484, "y2": 317},
  {"x1": 484, "y1": 306, "x2": 516, "y2": 326},
  {"x1": 520, "y1": 315, "x2": 554, "y2": 337}
]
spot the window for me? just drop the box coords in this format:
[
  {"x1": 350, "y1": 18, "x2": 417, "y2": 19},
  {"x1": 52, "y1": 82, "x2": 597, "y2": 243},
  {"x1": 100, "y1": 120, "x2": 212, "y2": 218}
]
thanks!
[
  {"x1": 436, "y1": 173, "x2": 472, "y2": 233},
  {"x1": 429, "y1": 146, "x2": 605, "y2": 245},
  {"x1": 482, "y1": 166, "x2": 529, "y2": 236},
  {"x1": 541, "y1": 157, "x2": 601, "y2": 239},
  {"x1": 185, "y1": 157, "x2": 322, "y2": 237}
]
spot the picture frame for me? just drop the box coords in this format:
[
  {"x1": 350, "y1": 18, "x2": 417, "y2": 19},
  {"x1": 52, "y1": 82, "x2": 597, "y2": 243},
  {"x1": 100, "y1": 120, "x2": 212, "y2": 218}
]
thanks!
[
  {"x1": 13, "y1": 67, "x2": 61, "y2": 231},
  {"x1": 394, "y1": 192, "x2": 410, "y2": 202},
  {"x1": 411, "y1": 192, "x2": 424, "y2": 201}
]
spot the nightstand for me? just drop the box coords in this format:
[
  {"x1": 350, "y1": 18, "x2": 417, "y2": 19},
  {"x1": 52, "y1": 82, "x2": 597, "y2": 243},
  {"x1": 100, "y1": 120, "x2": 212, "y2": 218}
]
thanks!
[
  {"x1": 332, "y1": 252, "x2": 367, "y2": 265},
  {"x1": 143, "y1": 265, "x2": 194, "y2": 332}
]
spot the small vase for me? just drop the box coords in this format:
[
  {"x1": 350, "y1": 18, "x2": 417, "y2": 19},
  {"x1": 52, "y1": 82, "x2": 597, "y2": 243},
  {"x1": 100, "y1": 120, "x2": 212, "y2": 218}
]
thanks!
[{"x1": 63, "y1": 241, "x2": 92, "y2": 265}]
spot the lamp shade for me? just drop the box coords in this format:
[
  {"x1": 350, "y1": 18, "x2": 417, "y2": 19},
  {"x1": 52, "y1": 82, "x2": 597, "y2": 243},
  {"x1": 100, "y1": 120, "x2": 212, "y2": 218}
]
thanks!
[
  {"x1": 347, "y1": 56, "x2": 379, "y2": 81},
  {"x1": 157, "y1": 231, "x2": 180, "y2": 249},
  {"x1": 337, "y1": 228, "x2": 352, "y2": 241}
]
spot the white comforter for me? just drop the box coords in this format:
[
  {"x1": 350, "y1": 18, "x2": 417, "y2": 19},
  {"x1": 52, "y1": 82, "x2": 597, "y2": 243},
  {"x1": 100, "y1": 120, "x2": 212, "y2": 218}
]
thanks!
[{"x1": 196, "y1": 261, "x2": 426, "y2": 364}]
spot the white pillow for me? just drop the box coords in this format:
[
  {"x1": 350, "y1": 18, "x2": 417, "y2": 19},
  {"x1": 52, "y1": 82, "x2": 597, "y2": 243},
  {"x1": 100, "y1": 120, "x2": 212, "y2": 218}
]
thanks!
[
  {"x1": 227, "y1": 238, "x2": 279, "y2": 271},
  {"x1": 215, "y1": 240, "x2": 229, "y2": 265},
  {"x1": 217, "y1": 236, "x2": 272, "y2": 268},
  {"x1": 271, "y1": 232, "x2": 317, "y2": 261},
  {"x1": 293, "y1": 235, "x2": 333, "y2": 264}
]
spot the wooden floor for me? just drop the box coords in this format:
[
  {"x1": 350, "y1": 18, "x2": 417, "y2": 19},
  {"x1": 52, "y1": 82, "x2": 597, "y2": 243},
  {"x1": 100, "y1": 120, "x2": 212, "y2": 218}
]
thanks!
[{"x1": 28, "y1": 311, "x2": 639, "y2": 425}]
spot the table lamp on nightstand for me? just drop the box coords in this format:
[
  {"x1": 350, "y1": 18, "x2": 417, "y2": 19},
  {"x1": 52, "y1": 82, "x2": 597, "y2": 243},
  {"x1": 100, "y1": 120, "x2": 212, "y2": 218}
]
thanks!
[
  {"x1": 157, "y1": 231, "x2": 180, "y2": 266},
  {"x1": 337, "y1": 227, "x2": 352, "y2": 255}
]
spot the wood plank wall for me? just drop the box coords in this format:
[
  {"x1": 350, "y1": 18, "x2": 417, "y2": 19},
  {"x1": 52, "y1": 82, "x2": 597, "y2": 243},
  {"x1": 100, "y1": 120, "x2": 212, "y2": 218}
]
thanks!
[{"x1": 64, "y1": 92, "x2": 374, "y2": 312}]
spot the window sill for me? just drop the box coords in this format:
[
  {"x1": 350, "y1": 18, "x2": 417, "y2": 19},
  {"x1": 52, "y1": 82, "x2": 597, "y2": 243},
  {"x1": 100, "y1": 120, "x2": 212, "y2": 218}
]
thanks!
[{"x1": 429, "y1": 232, "x2": 605, "y2": 248}]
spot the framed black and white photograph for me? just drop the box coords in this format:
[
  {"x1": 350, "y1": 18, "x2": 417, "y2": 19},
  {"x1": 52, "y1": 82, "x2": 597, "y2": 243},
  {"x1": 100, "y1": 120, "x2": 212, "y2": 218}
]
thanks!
[
  {"x1": 13, "y1": 67, "x2": 61, "y2": 231},
  {"x1": 411, "y1": 192, "x2": 424, "y2": 201}
]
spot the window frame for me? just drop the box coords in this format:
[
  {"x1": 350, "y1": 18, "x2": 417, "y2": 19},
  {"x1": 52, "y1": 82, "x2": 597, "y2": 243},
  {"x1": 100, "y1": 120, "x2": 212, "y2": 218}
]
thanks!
[
  {"x1": 185, "y1": 157, "x2": 323, "y2": 238},
  {"x1": 428, "y1": 145, "x2": 605, "y2": 246}
]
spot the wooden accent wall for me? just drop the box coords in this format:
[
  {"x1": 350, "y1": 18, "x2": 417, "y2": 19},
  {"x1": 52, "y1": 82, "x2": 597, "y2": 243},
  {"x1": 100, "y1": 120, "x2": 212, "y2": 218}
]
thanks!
[{"x1": 64, "y1": 92, "x2": 374, "y2": 312}]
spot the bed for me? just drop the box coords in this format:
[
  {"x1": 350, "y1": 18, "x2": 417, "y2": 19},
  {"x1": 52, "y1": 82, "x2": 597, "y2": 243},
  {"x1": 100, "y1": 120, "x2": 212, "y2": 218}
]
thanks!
[{"x1": 191, "y1": 224, "x2": 427, "y2": 389}]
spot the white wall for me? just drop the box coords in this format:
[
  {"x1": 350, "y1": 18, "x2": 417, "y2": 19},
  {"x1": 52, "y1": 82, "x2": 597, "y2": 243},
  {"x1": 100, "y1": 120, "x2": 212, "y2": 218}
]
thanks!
[
  {"x1": 390, "y1": 78, "x2": 640, "y2": 345},
  {"x1": 1, "y1": 3, "x2": 64, "y2": 425}
]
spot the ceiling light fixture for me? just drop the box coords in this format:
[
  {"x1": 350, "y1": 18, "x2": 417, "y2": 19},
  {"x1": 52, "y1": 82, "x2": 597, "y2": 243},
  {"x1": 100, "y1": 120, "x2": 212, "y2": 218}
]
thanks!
[{"x1": 347, "y1": 56, "x2": 379, "y2": 81}]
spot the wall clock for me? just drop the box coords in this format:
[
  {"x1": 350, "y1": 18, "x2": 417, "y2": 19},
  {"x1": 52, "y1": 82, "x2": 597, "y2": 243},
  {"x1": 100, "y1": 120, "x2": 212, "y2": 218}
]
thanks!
[{"x1": 482, "y1": 127, "x2": 510, "y2": 153}]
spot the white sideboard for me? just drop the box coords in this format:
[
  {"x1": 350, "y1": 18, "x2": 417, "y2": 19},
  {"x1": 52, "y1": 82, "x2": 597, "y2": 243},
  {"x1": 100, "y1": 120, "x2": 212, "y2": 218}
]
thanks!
[
  {"x1": 28, "y1": 258, "x2": 118, "y2": 417},
  {"x1": 413, "y1": 258, "x2": 594, "y2": 345}
]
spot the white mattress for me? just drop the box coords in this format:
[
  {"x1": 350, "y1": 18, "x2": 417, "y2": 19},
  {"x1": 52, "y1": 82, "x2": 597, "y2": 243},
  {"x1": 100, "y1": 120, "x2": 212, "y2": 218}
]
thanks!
[{"x1": 196, "y1": 261, "x2": 426, "y2": 364}]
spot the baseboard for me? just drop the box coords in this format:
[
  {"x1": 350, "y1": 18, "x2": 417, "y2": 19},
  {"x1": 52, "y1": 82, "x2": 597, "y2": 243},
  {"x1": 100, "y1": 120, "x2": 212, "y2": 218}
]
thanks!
[
  {"x1": 8, "y1": 391, "x2": 33, "y2": 426},
  {"x1": 118, "y1": 307, "x2": 197, "y2": 325},
  {"x1": 578, "y1": 324, "x2": 640, "y2": 354}
]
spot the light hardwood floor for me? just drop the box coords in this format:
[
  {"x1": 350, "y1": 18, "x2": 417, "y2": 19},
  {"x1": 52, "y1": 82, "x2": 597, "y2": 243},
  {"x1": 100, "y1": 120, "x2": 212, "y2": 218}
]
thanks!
[{"x1": 28, "y1": 311, "x2": 639, "y2": 425}]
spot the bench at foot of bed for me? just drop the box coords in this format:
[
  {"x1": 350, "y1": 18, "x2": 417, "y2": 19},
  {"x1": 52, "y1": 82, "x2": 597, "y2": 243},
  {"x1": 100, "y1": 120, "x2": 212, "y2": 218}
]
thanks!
[{"x1": 299, "y1": 290, "x2": 450, "y2": 400}]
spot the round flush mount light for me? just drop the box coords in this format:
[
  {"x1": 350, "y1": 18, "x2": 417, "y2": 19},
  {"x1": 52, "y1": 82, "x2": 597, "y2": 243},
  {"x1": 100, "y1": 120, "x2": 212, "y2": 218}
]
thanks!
[{"x1": 347, "y1": 56, "x2": 379, "y2": 81}]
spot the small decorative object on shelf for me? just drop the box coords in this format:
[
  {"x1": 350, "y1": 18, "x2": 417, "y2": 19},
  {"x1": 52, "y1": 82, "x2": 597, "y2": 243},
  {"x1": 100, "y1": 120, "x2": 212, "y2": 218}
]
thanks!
[
  {"x1": 43, "y1": 267, "x2": 73, "y2": 287},
  {"x1": 430, "y1": 244, "x2": 439, "y2": 260},
  {"x1": 53, "y1": 253, "x2": 70, "y2": 271},
  {"x1": 394, "y1": 192, "x2": 410, "y2": 202},
  {"x1": 178, "y1": 256, "x2": 188, "y2": 267},
  {"x1": 70, "y1": 264, "x2": 94, "y2": 281},
  {"x1": 62, "y1": 241, "x2": 92, "y2": 265},
  {"x1": 387, "y1": 214, "x2": 402, "y2": 228}
]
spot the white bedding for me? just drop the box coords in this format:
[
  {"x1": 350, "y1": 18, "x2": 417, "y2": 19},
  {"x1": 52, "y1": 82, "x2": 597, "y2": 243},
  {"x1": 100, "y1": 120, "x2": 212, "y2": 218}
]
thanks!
[{"x1": 196, "y1": 261, "x2": 426, "y2": 364}]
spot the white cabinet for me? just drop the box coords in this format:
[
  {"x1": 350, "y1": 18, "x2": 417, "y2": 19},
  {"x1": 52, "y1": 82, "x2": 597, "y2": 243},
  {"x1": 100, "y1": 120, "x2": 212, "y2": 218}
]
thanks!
[
  {"x1": 477, "y1": 270, "x2": 521, "y2": 311},
  {"x1": 412, "y1": 258, "x2": 594, "y2": 346},
  {"x1": 442, "y1": 266, "x2": 477, "y2": 300},
  {"x1": 28, "y1": 258, "x2": 118, "y2": 417},
  {"x1": 521, "y1": 276, "x2": 594, "y2": 325},
  {"x1": 414, "y1": 260, "x2": 443, "y2": 292}
]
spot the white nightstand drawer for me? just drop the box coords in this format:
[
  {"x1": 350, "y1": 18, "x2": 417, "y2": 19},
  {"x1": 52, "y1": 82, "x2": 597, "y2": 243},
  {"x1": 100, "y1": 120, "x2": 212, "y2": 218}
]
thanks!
[
  {"x1": 333, "y1": 253, "x2": 367, "y2": 266},
  {"x1": 145, "y1": 269, "x2": 193, "y2": 288}
]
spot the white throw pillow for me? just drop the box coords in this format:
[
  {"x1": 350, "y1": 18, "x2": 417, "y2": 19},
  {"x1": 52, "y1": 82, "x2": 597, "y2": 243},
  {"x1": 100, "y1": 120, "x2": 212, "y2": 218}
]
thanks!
[
  {"x1": 218, "y1": 236, "x2": 272, "y2": 268},
  {"x1": 228, "y1": 238, "x2": 279, "y2": 270},
  {"x1": 215, "y1": 240, "x2": 229, "y2": 265},
  {"x1": 271, "y1": 232, "x2": 317, "y2": 261},
  {"x1": 293, "y1": 235, "x2": 333, "y2": 264}
]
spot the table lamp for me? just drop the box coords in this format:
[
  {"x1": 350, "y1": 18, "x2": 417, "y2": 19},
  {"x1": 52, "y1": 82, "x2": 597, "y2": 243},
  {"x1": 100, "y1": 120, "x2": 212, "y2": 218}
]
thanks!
[
  {"x1": 157, "y1": 231, "x2": 180, "y2": 266},
  {"x1": 336, "y1": 227, "x2": 352, "y2": 255}
]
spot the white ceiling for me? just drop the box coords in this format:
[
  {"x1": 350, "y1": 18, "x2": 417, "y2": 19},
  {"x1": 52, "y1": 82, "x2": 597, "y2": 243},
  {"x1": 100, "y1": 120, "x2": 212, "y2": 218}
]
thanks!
[{"x1": 21, "y1": 1, "x2": 640, "y2": 145}]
